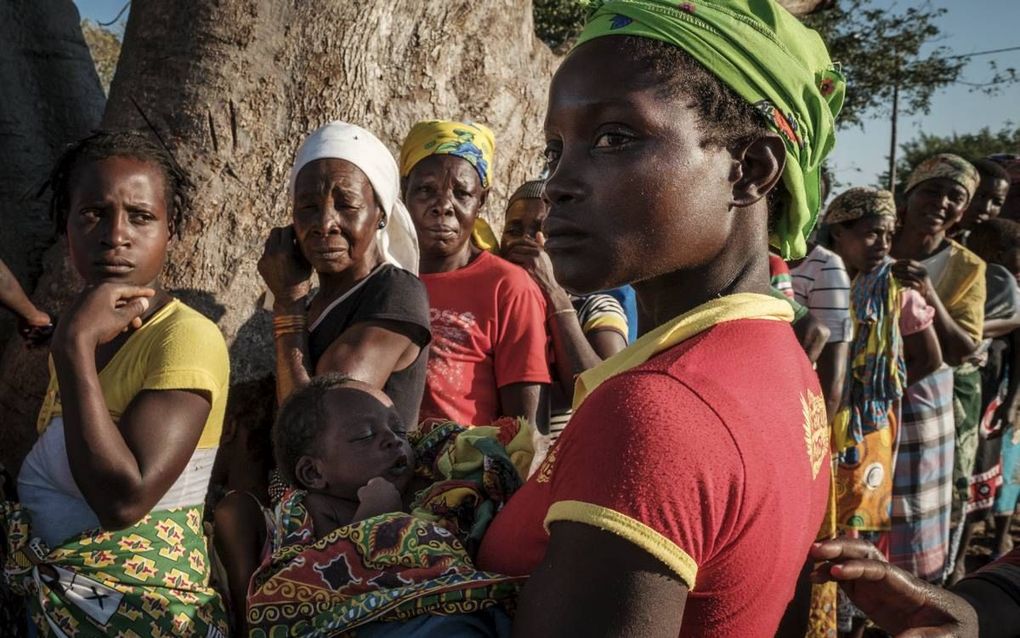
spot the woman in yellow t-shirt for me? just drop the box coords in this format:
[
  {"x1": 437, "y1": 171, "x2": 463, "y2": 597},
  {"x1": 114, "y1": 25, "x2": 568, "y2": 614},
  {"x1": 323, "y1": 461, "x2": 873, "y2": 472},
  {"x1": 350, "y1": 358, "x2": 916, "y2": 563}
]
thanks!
[{"x1": 6, "y1": 130, "x2": 229, "y2": 636}]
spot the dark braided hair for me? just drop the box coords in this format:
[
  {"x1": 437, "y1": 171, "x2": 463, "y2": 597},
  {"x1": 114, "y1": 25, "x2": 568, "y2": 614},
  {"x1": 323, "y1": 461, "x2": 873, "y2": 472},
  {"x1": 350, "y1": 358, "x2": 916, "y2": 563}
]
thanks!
[
  {"x1": 47, "y1": 129, "x2": 189, "y2": 237},
  {"x1": 623, "y1": 36, "x2": 782, "y2": 223}
]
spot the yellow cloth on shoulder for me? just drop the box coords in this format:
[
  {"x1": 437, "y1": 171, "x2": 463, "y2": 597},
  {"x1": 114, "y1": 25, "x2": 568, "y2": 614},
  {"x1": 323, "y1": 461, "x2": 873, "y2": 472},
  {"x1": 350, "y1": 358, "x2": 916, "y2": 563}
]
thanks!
[
  {"x1": 36, "y1": 299, "x2": 229, "y2": 449},
  {"x1": 573, "y1": 293, "x2": 794, "y2": 410},
  {"x1": 932, "y1": 239, "x2": 986, "y2": 344},
  {"x1": 472, "y1": 217, "x2": 500, "y2": 254}
]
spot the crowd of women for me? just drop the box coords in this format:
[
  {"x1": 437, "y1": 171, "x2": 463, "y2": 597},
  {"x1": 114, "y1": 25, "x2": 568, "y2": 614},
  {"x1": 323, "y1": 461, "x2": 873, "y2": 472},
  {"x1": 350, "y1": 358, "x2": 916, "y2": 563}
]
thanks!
[{"x1": 1, "y1": 0, "x2": 1020, "y2": 636}]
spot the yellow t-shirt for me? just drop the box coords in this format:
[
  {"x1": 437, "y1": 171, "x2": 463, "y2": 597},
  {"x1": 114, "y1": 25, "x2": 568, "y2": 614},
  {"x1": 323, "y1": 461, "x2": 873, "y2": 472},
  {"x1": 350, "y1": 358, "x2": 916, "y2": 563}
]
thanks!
[
  {"x1": 36, "y1": 299, "x2": 229, "y2": 449},
  {"x1": 926, "y1": 239, "x2": 986, "y2": 344}
]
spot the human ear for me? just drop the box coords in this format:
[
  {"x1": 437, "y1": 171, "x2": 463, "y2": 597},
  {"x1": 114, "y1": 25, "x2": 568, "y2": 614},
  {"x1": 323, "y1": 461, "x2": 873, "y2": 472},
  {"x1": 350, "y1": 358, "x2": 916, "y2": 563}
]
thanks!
[
  {"x1": 295, "y1": 456, "x2": 327, "y2": 490},
  {"x1": 478, "y1": 187, "x2": 490, "y2": 209},
  {"x1": 728, "y1": 133, "x2": 786, "y2": 209}
]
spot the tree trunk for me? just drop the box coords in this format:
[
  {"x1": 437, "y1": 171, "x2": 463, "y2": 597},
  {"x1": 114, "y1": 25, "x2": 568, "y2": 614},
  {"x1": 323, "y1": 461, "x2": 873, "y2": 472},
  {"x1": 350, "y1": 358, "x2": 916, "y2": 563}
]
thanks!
[
  {"x1": 99, "y1": 0, "x2": 555, "y2": 496},
  {"x1": 0, "y1": 0, "x2": 105, "y2": 471}
]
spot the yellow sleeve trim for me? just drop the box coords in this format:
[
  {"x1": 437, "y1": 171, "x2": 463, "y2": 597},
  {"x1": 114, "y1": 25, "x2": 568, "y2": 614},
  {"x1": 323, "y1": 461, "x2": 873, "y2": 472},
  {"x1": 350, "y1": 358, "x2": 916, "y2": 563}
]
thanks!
[
  {"x1": 583, "y1": 315, "x2": 629, "y2": 337},
  {"x1": 545, "y1": 500, "x2": 698, "y2": 589}
]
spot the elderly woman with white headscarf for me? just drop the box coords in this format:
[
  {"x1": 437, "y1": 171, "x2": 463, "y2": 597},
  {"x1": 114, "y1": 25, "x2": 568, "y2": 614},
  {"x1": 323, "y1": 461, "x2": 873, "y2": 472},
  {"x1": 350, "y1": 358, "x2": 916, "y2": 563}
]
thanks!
[
  {"x1": 216, "y1": 123, "x2": 429, "y2": 633},
  {"x1": 258, "y1": 121, "x2": 430, "y2": 428}
]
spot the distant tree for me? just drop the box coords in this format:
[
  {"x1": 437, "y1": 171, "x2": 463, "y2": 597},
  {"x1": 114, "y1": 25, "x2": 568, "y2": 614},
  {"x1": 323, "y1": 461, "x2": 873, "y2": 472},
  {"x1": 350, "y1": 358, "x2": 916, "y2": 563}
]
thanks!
[
  {"x1": 803, "y1": 1, "x2": 964, "y2": 130},
  {"x1": 533, "y1": 0, "x2": 589, "y2": 53},
  {"x1": 878, "y1": 125, "x2": 1020, "y2": 195},
  {"x1": 533, "y1": 0, "x2": 834, "y2": 53},
  {"x1": 80, "y1": 19, "x2": 121, "y2": 94}
]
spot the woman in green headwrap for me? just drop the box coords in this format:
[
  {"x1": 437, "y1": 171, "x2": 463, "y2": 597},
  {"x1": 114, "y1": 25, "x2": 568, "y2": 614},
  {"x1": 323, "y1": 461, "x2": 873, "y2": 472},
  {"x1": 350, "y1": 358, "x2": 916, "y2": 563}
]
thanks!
[{"x1": 472, "y1": 2, "x2": 843, "y2": 636}]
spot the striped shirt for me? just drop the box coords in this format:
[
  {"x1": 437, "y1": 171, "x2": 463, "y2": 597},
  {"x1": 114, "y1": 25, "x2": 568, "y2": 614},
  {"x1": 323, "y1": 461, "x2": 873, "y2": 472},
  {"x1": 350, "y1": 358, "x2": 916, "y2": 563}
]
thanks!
[
  {"x1": 546, "y1": 294, "x2": 629, "y2": 446},
  {"x1": 791, "y1": 245, "x2": 852, "y2": 343}
]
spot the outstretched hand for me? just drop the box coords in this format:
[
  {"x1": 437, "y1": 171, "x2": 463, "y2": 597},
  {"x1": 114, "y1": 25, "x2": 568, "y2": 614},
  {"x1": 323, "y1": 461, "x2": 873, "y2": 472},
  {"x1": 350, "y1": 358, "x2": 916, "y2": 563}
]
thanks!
[
  {"x1": 53, "y1": 284, "x2": 156, "y2": 349},
  {"x1": 810, "y1": 539, "x2": 978, "y2": 638}
]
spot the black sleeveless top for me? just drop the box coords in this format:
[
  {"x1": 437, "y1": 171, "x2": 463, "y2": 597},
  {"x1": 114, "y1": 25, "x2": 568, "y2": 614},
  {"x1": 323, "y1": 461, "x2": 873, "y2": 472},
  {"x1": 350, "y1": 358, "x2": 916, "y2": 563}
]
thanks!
[{"x1": 308, "y1": 265, "x2": 431, "y2": 429}]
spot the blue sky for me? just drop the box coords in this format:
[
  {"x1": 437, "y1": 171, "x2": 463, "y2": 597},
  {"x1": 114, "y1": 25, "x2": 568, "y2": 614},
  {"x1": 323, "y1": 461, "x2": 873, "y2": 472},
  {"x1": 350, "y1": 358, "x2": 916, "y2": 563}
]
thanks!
[{"x1": 75, "y1": 0, "x2": 1019, "y2": 192}]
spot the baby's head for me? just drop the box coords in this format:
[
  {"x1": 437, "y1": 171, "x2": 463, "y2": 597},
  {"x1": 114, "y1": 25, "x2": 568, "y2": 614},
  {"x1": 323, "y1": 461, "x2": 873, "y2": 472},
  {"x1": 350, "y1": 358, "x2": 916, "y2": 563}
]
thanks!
[{"x1": 273, "y1": 374, "x2": 414, "y2": 499}]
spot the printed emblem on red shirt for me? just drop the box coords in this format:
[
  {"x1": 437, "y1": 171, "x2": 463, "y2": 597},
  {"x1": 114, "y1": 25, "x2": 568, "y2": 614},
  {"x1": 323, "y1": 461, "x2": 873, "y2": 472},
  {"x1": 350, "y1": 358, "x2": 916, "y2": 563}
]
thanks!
[
  {"x1": 535, "y1": 443, "x2": 558, "y2": 483},
  {"x1": 801, "y1": 390, "x2": 828, "y2": 479}
]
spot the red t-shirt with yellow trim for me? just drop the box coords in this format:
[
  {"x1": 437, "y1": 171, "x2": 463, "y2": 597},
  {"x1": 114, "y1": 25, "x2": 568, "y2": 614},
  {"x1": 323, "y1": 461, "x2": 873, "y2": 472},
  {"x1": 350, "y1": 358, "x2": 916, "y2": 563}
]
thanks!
[{"x1": 477, "y1": 319, "x2": 830, "y2": 637}]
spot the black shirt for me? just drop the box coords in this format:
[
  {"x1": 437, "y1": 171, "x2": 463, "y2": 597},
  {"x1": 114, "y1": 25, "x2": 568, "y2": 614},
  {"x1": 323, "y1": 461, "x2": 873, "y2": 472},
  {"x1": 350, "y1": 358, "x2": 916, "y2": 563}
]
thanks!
[{"x1": 308, "y1": 264, "x2": 431, "y2": 429}]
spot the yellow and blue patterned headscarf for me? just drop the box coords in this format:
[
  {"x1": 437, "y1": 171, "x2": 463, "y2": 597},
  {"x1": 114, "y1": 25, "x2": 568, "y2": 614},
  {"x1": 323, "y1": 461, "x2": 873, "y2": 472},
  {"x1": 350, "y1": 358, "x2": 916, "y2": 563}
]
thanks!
[
  {"x1": 399, "y1": 120, "x2": 496, "y2": 188},
  {"x1": 574, "y1": 0, "x2": 845, "y2": 259},
  {"x1": 400, "y1": 120, "x2": 500, "y2": 253}
]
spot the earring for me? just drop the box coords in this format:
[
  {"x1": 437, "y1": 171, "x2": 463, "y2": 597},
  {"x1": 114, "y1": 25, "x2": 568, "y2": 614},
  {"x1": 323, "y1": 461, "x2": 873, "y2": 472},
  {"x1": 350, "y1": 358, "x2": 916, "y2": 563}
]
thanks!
[{"x1": 378, "y1": 219, "x2": 387, "y2": 229}]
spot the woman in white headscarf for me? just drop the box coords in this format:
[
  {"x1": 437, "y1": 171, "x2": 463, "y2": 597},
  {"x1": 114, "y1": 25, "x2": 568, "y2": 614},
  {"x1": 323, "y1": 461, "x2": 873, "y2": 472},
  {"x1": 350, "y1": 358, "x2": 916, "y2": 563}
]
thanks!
[
  {"x1": 258, "y1": 121, "x2": 430, "y2": 429},
  {"x1": 217, "y1": 123, "x2": 430, "y2": 632}
]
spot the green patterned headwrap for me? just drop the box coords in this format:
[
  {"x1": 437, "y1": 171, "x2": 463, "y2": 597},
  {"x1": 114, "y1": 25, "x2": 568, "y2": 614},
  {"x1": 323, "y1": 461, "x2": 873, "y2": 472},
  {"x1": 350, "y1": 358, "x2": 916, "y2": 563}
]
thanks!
[{"x1": 574, "y1": 0, "x2": 845, "y2": 259}]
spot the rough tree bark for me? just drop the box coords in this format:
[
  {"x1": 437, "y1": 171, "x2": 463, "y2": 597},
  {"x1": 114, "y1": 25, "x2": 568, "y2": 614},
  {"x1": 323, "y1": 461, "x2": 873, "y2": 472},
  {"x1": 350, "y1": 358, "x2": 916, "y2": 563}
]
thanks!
[{"x1": 0, "y1": 0, "x2": 105, "y2": 470}]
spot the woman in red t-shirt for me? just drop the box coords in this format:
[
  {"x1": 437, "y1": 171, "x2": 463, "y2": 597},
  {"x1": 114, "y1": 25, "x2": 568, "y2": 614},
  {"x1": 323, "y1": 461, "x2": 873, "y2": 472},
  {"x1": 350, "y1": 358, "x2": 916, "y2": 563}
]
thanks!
[
  {"x1": 398, "y1": 120, "x2": 551, "y2": 431},
  {"x1": 474, "y1": 2, "x2": 845, "y2": 637}
]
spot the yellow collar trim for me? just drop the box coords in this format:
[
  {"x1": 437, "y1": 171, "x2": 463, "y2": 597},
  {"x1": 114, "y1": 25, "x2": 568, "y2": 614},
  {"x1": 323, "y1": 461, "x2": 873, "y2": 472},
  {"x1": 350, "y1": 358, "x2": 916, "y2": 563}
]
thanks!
[{"x1": 573, "y1": 293, "x2": 794, "y2": 410}]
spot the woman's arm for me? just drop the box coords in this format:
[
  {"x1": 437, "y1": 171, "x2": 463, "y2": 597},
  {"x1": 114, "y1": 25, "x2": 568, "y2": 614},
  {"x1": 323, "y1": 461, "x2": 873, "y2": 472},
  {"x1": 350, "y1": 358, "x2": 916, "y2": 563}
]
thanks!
[
  {"x1": 903, "y1": 324, "x2": 943, "y2": 385},
  {"x1": 504, "y1": 239, "x2": 626, "y2": 400},
  {"x1": 512, "y1": 521, "x2": 688, "y2": 638},
  {"x1": 984, "y1": 315, "x2": 1020, "y2": 339},
  {"x1": 258, "y1": 225, "x2": 314, "y2": 405},
  {"x1": 0, "y1": 257, "x2": 49, "y2": 326},
  {"x1": 499, "y1": 382, "x2": 549, "y2": 433},
  {"x1": 52, "y1": 284, "x2": 210, "y2": 529},
  {"x1": 815, "y1": 341, "x2": 848, "y2": 423},
  {"x1": 314, "y1": 320, "x2": 420, "y2": 389}
]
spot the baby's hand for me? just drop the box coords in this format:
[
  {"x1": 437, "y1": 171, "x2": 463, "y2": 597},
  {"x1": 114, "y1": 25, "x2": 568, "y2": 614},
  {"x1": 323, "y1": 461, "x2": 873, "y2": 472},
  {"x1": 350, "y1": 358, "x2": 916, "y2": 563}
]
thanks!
[{"x1": 353, "y1": 477, "x2": 402, "y2": 521}]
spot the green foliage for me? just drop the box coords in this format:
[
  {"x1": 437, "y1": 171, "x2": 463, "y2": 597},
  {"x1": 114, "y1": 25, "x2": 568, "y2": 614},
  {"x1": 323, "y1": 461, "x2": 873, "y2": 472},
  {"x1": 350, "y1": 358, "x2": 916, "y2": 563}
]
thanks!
[
  {"x1": 80, "y1": 19, "x2": 122, "y2": 95},
  {"x1": 804, "y1": 1, "x2": 964, "y2": 129},
  {"x1": 877, "y1": 125, "x2": 1020, "y2": 194},
  {"x1": 533, "y1": 0, "x2": 590, "y2": 53}
]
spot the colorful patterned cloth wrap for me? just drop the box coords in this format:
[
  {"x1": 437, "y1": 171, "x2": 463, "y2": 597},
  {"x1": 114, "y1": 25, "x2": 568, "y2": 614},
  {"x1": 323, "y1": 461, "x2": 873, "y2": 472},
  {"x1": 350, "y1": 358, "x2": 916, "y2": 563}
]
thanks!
[
  {"x1": 905, "y1": 153, "x2": 980, "y2": 199},
  {"x1": 575, "y1": 0, "x2": 844, "y2": 259},
  {"x1": 835, "y1": 260, "x2": 906, "y2": 458},
  {"x1": 1, "y1": 500, "x2": 227, "y2": 637},
  {"x1": 246, "y1": 417, "x2": 532, "y2": 637}
]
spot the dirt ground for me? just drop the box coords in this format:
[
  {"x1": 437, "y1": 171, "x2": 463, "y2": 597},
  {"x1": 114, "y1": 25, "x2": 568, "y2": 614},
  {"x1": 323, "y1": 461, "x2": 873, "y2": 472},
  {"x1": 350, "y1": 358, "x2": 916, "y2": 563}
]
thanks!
[{"x1": 963, "y1": 514, "x2": 1019, "y2": 572}]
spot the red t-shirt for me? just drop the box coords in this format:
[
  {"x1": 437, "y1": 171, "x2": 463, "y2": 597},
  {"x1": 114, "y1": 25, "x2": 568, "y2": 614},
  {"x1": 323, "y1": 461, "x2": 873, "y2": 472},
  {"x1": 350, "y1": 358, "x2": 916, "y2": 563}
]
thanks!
[
  {"x1": 477, "y1": 319, "x2": 831, "y2": 637},
  {"x1": 418, "y1": 250, "x2": 551, "y2": 426}
]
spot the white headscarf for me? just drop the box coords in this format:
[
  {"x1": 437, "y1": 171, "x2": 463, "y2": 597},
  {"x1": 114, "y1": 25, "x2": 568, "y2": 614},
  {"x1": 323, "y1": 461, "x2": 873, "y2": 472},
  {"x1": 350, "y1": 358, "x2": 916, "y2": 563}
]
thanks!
[{"x1": 289, "y1": 122, "x2": 419, "y2": 275}]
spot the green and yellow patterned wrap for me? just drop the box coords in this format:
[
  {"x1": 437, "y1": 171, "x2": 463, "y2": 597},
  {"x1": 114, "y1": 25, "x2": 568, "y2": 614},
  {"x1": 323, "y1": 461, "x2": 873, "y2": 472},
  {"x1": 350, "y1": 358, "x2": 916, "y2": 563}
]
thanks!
[{"x1": 2, "y1": 502, "x2": 227, "y2": 637}]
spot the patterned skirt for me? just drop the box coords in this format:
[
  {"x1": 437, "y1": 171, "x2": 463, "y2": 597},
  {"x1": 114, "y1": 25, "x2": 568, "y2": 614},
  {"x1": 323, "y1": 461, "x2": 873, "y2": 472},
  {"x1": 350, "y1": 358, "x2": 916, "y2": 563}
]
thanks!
[
  {"x1": 888, "y1": 367, "x2": 955, "y2": 582},
  {"x1": 2, "y1": 502, "x2": 228, "y2": 637}
]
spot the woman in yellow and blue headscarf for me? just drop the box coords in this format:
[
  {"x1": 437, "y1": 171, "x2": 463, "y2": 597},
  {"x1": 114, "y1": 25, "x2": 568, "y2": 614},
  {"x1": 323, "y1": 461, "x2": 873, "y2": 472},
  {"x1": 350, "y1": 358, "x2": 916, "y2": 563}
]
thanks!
[
  {"x1": 399, "y1": 119, "x2": 552, "y2": 437},
  {"x1": 465, "y1": 2, "x2": 844, "y2": 637},
  {"x1": 399, "y1": 120, "x2": 501, "y2": 251}
]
